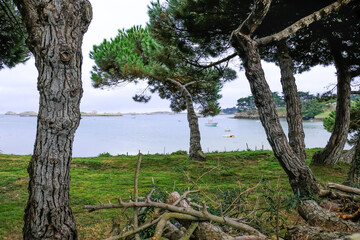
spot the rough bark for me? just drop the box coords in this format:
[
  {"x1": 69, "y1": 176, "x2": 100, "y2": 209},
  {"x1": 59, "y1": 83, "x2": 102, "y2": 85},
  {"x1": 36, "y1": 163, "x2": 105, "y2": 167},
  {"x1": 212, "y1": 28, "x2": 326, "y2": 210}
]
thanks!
[
  {"x1": 340, "y1": 146, "x2": 356, "y2": 163},
  {"x1": 168, "y1": 79, "x2": 206, "y2": 161},
  {"x1": 13, "y1": 1, "x2": 92, "y2": 239},
  {"x1": 311, "y1": 37, "x2": 351, "y2": 165},
  {"x1": 230, "y1": 33, "x2": 319, "y2": 197},
  {"x1": 344, "y1": 140, "x2": 360, "y2": 187},
  {"x1": 277, "y1": 40, "x2": 306, "y2": 162},
  {"x1": 285, "y1": 225, "x2": 350, "y2": 240},
  {"x1": 229, "y1": 0, "x2": 354, "y2": 196},
  {"x1": 298, "y1": 200, "x2": 360, "y2": 232}
]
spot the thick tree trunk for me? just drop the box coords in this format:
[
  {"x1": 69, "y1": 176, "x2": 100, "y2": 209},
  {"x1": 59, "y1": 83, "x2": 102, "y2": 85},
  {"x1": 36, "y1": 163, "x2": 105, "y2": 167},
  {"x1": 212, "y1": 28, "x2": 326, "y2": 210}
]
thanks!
[
  {"x1": 230, "y1": 33, "x2": 319, "y2": 197},
  {"x1": 13, "y1": 1, "x2": 92, "y2": 239},
  {"x1": 311, "y1": 37, "x2": 351, "y2": 165},
  {"x1": 344, "y1": 140, "x2": 360, "y2": 187},
  {"x1": 168, "y1": 79, "x2": 206, "y2": 161},
  {"x1": 277, "y1": 40, "x2": 306, "y2": 162}
]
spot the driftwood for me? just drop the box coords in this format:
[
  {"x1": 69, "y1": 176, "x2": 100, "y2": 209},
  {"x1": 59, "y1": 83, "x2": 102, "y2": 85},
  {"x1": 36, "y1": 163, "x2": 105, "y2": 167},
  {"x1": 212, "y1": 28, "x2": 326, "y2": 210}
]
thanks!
[{"x1": 84, "y1": 153, "x2": 268, "y2": 240}]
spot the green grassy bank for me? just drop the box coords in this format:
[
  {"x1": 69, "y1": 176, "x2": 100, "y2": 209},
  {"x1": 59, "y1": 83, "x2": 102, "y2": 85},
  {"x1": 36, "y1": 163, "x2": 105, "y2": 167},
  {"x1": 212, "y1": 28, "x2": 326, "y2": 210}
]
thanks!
[{"x1": 0, "y1": 150, "x2": 349, "y2": 239}]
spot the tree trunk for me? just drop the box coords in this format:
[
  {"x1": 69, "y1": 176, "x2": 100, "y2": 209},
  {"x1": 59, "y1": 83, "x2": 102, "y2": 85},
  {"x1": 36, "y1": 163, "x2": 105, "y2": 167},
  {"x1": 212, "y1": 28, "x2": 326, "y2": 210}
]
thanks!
[
  {"x1": 298, "y1": 200, "x2": 360, "y2": 232},
  {"x1": 13, "y1": 1, "x2": 92, "y2": 239},
  {"x1": 230, "y1": 32, "x2": 319, "y2": 197},
  {"x1": 168, "y1": 79, "x2": 206, "y2": 161},
  {"x1": 311, "y1": 37, "x2": 351, "y2": 165},
  {"x1": 344, "y1": 140, "x2": 360, "y2": 187},
  {"x1": 277, "y1": 40, "x2": 306, "y2": 162},
  {"x1": 340, "y1": 146, "x2": 356, "y2": 163}
]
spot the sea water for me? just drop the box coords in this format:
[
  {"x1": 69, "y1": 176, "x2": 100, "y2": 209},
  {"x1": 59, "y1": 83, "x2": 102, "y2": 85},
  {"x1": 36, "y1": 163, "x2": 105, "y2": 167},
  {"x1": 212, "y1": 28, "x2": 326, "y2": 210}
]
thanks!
[{"x1": 0, "y1": 114, "x2": 332, "y2": 157}]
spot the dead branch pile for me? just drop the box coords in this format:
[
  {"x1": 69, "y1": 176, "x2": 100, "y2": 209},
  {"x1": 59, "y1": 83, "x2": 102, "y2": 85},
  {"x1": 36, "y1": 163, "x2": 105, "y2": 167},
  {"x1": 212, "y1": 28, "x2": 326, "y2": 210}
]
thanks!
[{"x1": 84, "y1": 154, "x2": 268, "y2": 240}]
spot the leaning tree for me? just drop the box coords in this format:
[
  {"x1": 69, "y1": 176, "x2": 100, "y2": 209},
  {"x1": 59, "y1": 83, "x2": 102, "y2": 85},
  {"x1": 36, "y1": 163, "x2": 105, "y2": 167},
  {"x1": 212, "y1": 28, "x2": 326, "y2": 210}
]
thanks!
[
  {"x1": 151, "y1": 0, "x2": 360, "y2": 167},
  {"x1": 148, "y1": 0, "x2": 360, "y2": 237},
  {"x1": 90, "y1": 26, "x2": 235, "y2": 161},
  {"x1": 324, "y1": 98, "x2": 360, "y2": 186},
  {"x1": 12, "y1": 0, "x2": 92, "y2": 239}
]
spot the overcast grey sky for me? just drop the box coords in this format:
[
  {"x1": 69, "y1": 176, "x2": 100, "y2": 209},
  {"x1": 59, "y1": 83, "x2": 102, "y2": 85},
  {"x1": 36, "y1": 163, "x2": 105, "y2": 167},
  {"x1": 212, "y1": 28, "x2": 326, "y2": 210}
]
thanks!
[{"x1": 0, "y1": 0, "x2": 338, "y2": 114}]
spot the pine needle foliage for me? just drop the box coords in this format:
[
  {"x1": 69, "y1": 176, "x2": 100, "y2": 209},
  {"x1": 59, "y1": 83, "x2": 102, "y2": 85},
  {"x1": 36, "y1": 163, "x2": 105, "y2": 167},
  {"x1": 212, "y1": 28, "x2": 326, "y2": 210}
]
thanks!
[
  {"x1": 0, "y1": 0, "x2": 30, "y2": 69},
  {"x1": 90, "y1": 25, "x2": 236, "y2": 116}
]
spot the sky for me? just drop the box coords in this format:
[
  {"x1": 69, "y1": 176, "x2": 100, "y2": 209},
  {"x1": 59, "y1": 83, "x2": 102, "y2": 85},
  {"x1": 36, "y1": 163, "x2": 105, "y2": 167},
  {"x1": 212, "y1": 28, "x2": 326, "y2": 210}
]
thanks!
[{"x1": 0, "y1": 0, "x2": 338, "y2": 114}]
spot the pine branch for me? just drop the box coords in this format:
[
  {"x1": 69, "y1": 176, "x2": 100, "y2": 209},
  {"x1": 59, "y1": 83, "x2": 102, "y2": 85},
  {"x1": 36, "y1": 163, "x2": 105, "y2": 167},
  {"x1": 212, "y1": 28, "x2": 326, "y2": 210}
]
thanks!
[
  {"x1": 183, "y1": 52, "x2": 237, "y2": 69},
  {"x1": 256, "y1": 0, "x2": 354, "y2": 46}
]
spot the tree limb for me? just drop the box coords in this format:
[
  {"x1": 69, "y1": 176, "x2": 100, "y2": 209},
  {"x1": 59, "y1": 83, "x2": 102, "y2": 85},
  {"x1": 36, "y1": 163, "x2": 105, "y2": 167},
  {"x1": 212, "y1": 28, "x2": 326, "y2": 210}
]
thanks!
[
  {"x1": 234, "y1": 0, "x2": 272, "y2": 36},
  {"x1": 328, "y1": 182, "x2": 360, "y2": 195},
  {"x1": 104, "y1": 217, "x2": 162, "y2": 240},
  {"x1": 183, "y1": 52, "x2": 238, "y2": 69},
  {"x1": 153, "y1": 212, "x2": 200, "y2": 239},
  {"x1": 350, "y1": 68, "x2": 360, "y2": 78},
  {"x1": 172, "y1": 189, "x2": 200, "y2": 207},
  {"x1": 85, "y1": 198, "x2": 265, "y2": 237},
  {"x1": 256, "y1": 0, "x2": 354, "y2": 46},
  {"x1": 179, "y1": 222, "x2": 199, "y2": 240}
]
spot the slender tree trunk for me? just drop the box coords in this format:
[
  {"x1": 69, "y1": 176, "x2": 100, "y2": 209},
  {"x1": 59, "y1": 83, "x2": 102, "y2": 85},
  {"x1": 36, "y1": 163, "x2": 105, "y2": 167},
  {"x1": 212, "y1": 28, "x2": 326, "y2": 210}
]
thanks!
[
  {"x1": 277, "y1": 40, "x2": 306, "y2": 162},
  {"x1": 230, "y1": 32, "x2": 319, "y2": 197},
  {"x1": 311, "y1": 37, "x2": 351, "y2": 165},
  {"x1": 168, "y1": 79, "x2": 206, "y2": 161},
  {"x1": 344, "y1": 140, "x2": 360, "y2": 187},
  {"x1": 13, "y1": 1, "x2": 92, "y2": 239}
]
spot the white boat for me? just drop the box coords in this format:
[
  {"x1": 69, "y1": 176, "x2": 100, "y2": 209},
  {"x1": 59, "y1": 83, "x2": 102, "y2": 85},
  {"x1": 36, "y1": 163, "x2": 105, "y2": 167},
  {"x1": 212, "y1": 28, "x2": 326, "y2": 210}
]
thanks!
[
  {"x1": 225, "y1": 128, "x2": 231, "y2": 132},
  {"x1": 205, "y1": 120, "x2": 218, "y2": 127}
]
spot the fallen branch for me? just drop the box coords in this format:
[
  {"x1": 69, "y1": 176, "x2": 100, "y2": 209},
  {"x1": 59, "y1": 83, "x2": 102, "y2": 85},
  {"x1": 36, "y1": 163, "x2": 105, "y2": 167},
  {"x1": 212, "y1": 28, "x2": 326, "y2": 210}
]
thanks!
[
  {"x1": 85, "y1": 197, "x2": 265, "y2": 237},
  {"x1": 153, "y1": 212, "x2": 200, "y2": 239},
  {"x1": 328, "y1": 182, "x2": 360, "y2": 195},
  {"x1": 104, "y1": 217, "x2": 161, "y2": 240},
  {"x1": 179, "y1": 222, "x2": 199, "y2": 240}
]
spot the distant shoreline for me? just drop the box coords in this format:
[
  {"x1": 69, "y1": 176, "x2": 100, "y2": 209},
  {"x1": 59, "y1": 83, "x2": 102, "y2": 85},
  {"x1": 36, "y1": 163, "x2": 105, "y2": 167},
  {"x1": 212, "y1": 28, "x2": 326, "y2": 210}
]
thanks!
[{"x1": 3, "y1": 111, "x2": 235, "y2": 117}]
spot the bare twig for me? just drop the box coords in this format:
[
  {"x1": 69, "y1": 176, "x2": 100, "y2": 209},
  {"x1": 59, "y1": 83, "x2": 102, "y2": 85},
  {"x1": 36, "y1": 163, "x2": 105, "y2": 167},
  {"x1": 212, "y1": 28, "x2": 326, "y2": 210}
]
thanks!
[
  {"x1": 223, "y1": 182, "x2": 261, "y2": 216},
  {"x1": 104, "y1": 217, "x2": 162, "y2": 240},
  {"x1": 172, "y1": 189, "x2": 200, "y2": 207},
  {"x1": 133, "y1": 153, "x2": 142, "y2": 240}
]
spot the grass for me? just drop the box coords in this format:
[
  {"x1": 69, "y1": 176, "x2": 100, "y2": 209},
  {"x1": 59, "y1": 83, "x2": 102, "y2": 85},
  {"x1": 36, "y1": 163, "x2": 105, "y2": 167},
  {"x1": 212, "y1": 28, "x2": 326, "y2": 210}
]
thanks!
[
  {"x1": 315, "y1": 110, "x2": 332, "y2": 118},
  {"x1": 0, "y1": 149, "x2": 350, "y2": 239}
]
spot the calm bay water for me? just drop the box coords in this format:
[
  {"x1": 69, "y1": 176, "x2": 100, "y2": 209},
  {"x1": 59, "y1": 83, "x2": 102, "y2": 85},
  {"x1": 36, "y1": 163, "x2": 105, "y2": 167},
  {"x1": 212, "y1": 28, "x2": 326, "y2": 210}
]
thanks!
[{"x1": 0, "y1": 114, "x2": 332, "y2": 157}]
